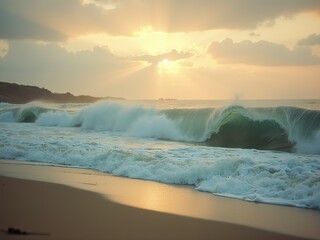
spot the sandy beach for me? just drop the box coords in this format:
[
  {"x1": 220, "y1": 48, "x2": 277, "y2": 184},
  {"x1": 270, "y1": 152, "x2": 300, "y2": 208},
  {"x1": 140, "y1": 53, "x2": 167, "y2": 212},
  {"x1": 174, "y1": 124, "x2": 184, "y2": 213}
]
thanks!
[
  {"x1": 2, "y1": 0, "x2": 320, "y2": 238},
  {"x1": 0, "y1": 159, "x2": 319, "y2": 240}
]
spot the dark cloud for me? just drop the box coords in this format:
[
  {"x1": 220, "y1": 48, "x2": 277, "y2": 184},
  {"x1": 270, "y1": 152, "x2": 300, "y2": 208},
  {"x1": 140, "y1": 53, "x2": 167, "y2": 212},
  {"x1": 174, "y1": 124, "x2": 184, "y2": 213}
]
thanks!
[
  {"x1": 132, "y1": 49, "x2": 193, "y2": 64},
  {"x1": 0, "y1": 8, "x2": 66, "y2": 41},
  {"x1": 298, "y1": 33, "x2": 320, "y2": 46},
  {"x1": 0, "y1": 0, "x2": 108, "y2": 40},
  {"x1": 208, "y1": 38, "x2": 320, "y2": 66},
  {"x1": 0, "y1": 0, "x2": 319, "y2": 40}
]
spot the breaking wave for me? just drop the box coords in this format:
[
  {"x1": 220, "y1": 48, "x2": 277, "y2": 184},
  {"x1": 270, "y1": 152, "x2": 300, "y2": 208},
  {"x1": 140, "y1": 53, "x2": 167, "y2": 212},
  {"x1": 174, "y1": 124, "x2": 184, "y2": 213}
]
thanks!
[
  {"x1": 1, "y1": 101, "x2": 319, "y2": 154},
  {"x1": 1, "y1": 100, "x2": 320, "y2": 209}
]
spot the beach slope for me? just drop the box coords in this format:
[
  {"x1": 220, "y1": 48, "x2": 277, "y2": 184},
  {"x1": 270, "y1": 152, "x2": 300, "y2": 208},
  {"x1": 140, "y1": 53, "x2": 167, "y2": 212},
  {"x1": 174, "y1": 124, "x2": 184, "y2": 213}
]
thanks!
[{"x1": 0, "y1": 160, "x2": 319, "y2": 240}]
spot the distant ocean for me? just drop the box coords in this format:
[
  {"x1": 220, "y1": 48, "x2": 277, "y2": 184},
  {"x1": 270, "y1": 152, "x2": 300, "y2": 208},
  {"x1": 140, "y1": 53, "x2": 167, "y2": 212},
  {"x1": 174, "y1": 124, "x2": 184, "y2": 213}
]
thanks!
[{"x1": 1, "y1": 99, "x2": 319, "y2": 208}]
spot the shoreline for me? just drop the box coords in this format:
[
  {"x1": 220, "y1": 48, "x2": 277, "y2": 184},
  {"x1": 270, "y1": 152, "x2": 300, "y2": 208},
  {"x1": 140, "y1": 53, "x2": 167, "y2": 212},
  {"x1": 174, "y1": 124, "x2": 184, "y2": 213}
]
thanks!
[{"x1": 1, "y1": 159, "x2": 320, "y2": 239}]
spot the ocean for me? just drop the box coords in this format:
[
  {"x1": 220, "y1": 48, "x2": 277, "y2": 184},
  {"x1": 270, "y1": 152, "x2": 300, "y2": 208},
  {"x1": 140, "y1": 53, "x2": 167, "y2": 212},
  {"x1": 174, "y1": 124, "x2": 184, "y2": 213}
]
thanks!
[{"x1": 0, "y1": 99, "x2": 319, "y2": 208}]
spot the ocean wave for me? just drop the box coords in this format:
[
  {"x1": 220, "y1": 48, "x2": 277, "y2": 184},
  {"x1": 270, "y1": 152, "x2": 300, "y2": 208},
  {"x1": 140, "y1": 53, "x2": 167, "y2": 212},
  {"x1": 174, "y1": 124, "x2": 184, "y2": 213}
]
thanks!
[
  {"x1": 1, "y1": 101, "x2": 320, "y2": 209},
  {"x1": 1, "y1": 122, "x2": 319, "y2": 209},
  {"x1": 1, "y1": 101, "x2": 319, "y2": 154}
]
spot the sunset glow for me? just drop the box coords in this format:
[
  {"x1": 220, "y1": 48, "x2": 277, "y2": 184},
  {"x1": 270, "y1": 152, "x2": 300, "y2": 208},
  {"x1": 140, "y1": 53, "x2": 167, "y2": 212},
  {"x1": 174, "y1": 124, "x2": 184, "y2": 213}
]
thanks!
[
  {"x1": 162, "y1": 59, "x2": 169, "y2": 66},
  {"x1": 1, "y1": 3, "x2": 320, "y2": 235},
  {"x1": 0, "y1": 0, "x2": 319, "y2": 99}
]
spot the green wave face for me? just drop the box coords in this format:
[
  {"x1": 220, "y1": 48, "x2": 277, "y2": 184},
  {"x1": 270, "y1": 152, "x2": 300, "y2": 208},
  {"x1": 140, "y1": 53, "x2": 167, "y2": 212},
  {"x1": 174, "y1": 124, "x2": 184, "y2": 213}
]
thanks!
[
  {"x1": 206, "y1": 113, "x2": 294, "y2": 151},
  {"x1": 1, "y1": 102, "x2": 319, "y2": 154}
]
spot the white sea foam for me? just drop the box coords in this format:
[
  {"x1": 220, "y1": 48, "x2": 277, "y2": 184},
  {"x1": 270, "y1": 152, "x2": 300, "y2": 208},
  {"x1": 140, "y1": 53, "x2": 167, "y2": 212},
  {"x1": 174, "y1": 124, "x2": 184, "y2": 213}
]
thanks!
[
  {"x1": 0, "y1": 101, "x2": 320, "y2": 209},
  {"x1": 295, "y1": 129, "x2": 320, "y2": 155},
  {"x1": 0, "y1": 120, "x2": 320, "y2": 209},
  {"x1": 1, "y1": 101, "x2": 320, "y2": 154},
  {"x1": 36, "y1": 111, "x2": 76, "y2": 127},
  {"x1": 34, "y1": 102, "x2": 190, "y2": 141}
]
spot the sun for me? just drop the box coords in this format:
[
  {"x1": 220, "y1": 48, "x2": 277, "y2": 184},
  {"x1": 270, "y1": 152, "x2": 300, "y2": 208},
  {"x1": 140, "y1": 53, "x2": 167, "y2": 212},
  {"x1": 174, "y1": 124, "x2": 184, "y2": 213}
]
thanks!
[
  {"x1": 162, "y1": 59, "x2": 170, "y2": 65},
  {"x1": 158, "y1": 59, "x2": 179, "y2": 74},
  {"x1": 158, "y1": 59, "x2": 171, "y2": 69}
]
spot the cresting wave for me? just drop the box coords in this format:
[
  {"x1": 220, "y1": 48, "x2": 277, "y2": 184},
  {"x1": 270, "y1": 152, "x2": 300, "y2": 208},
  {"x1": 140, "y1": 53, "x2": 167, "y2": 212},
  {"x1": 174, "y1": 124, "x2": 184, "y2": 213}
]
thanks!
[
  {"x1": 1, "y1": 101, "x2": 320, "y2": 154},
  {"x1": 1, "y1": 101, "x2": 320, "y2": 209}
]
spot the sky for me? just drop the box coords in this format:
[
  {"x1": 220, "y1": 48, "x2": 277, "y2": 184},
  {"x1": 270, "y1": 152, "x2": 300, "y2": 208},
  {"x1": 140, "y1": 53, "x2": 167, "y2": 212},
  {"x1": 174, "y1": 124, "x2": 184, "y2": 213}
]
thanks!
[{"x1": 0, "y1": 0, "x2": 320, "y2": 100}]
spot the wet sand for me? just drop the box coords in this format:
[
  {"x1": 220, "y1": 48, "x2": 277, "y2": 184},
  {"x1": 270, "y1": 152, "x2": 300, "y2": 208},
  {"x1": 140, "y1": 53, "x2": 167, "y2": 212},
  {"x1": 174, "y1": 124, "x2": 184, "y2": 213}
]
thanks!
[{"x1": 0, "y1": 159, "x2": 319, "y2": 240}]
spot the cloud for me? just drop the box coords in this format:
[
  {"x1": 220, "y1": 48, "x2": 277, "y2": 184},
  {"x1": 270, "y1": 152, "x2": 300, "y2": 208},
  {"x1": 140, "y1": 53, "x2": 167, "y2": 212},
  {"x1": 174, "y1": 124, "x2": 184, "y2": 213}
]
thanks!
[
  {"x1": 0, "y1": 41, "x2": 195, "y2": 99},
  {"x1": 0, "y1": 41, "x2": 141, "y2": 96},
  {"x1": 298, "y1": 33, "x2": 320, "y2": 46},
  {"x1": 0, "y1": 0, "x2": 110, "y2": 40},
  {"x1": 249, "y1": 32, "x2": 260, "y2": 37},
  {"x1": 0, "y1": 0, "x2": 319, "y2": 40},
  {"x1": 94, "y1": 0, "x2": 320, "y2": 32},
  {"x1": 207, "y1": 38, "x2": 320, "y2": 66},
  {"x1": 1, "y1": 40, "x2": 319, "y2": 100},
  {"x1": 0, "y1": 8, "x2": 66, "y2": 41},
  {"x1": 187, "y1": 65, "x2": 320, "y2": 99},
  {"x1": 132, "y1": 49, "x2": 193, "y2": 64},
  {"x1": 83, "y1": 0, "x2": 117, "y2": 10}
]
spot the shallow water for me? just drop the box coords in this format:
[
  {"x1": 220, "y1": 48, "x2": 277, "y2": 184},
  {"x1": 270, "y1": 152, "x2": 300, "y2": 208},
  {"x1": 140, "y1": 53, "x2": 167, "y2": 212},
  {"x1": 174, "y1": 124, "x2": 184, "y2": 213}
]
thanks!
[{"x1": 0, "y1": 99, "x2": 320, "y2": 208}]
